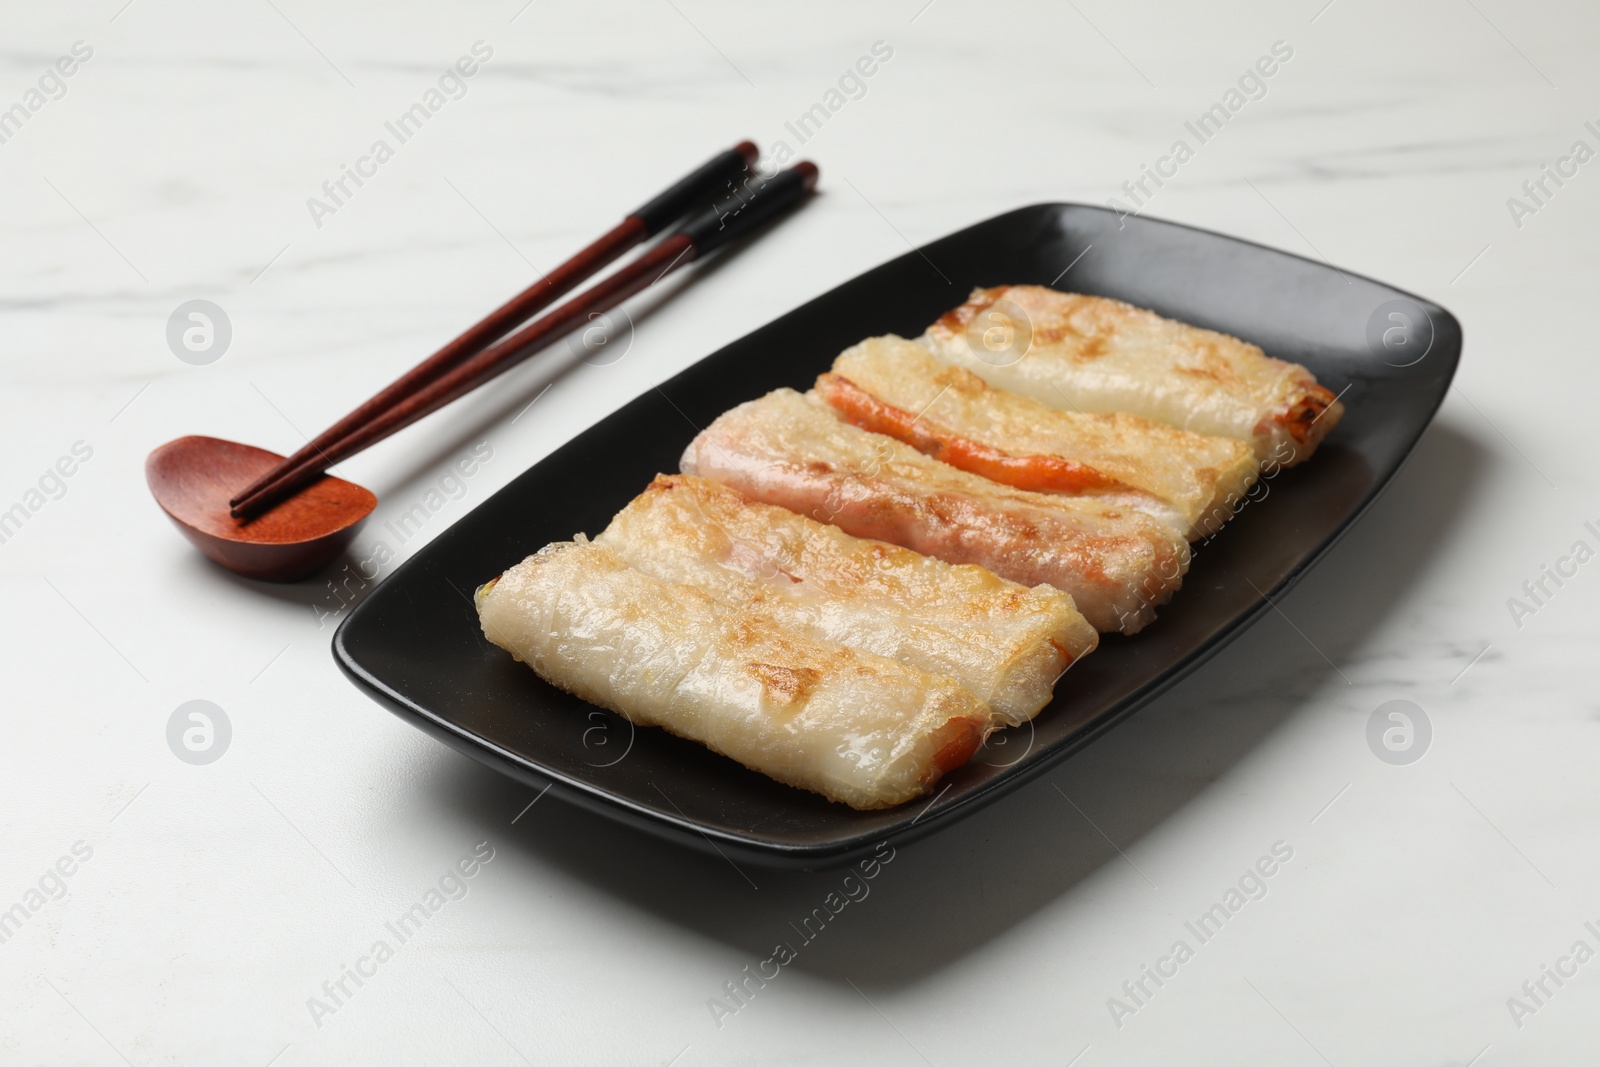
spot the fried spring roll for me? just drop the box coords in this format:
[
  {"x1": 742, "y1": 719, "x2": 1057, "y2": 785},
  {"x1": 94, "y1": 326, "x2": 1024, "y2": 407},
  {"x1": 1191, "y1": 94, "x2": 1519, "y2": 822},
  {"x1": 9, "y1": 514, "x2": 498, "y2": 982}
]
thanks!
[
  {"x1": 679, "y1": 389, "x2": 1189, "y2": 634},
  {"x1": 921, "y1": 285, "x2": 1344, "y2": 466},
  {"x1": 816, "y1": 336, "x2": 1259, "y2": 539},
  {"x1": 476, "y1": 540, "x2": 989, "y2": 810},
  {"x1": 596, "y1": 473, "x2": 1097, "y2": 726}
]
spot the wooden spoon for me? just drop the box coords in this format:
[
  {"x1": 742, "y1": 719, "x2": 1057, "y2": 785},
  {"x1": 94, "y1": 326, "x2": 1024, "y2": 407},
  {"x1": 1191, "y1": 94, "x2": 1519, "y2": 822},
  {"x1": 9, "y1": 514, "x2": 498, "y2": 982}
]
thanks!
[
  {"x1": 145, "y1": 160, "x2": 817, "y2": 584},
  {"x1": 146, "y1": 436, "x2": 375, "y2": 582}
]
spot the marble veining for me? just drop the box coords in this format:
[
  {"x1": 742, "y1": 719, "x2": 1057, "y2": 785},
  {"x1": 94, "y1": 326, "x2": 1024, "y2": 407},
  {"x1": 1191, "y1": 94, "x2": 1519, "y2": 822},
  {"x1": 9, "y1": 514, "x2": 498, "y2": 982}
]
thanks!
[{"x1": 1, "y1": 0, "x2": 1598, "y2": 1063}]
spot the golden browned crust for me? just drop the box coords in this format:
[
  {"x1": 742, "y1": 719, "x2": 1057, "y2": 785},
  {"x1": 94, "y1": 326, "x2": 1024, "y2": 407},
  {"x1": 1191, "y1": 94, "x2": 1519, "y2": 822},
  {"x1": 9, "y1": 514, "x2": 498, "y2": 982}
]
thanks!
[
  {"x1": 818, "y1": 336, "x2": 1260, "y2": 539},
  {"x1": 922, "y1": 285, "x2": 1345, "y2": 467},
  {"x1": 680, "y1": 389, "x2": 1191, "y2": 634},
  {"x1": 477, "y1": 540, "x2": 993, "y2": 810},
  {"x1": 598, "y1": 472, "x2": 1097, "y2": 724}
]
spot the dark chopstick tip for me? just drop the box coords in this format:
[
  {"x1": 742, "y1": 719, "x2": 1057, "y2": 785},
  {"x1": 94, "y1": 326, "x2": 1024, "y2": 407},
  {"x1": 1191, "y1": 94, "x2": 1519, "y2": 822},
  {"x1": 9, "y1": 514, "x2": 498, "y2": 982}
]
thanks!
[
  {"x1": 734, "y1": 139, "x2": 759, "y2": 165},
  {"x1": 793, "y1": 161, "x2": 820, "y2": 193}
]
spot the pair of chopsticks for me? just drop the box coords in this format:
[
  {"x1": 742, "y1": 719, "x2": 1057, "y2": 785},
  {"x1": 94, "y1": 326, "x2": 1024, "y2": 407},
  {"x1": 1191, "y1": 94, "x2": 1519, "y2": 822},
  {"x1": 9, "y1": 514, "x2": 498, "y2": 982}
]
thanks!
[{"x1": 230, "y1": 142, "x2": 818, "y2": 518}]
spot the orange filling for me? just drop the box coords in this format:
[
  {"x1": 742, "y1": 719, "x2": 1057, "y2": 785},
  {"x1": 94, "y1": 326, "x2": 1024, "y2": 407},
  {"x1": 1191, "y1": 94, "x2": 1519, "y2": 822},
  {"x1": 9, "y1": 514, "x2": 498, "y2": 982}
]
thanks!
[
  {"x1": 927, "y1": 717, "x2": 986, "y2": 779},
  {"x1": 1272, "y1": 384, "x2": 1339, "y2": 443},
  {"x1": 816, "y1": 373, "x2": 1131, "y2": 495}
]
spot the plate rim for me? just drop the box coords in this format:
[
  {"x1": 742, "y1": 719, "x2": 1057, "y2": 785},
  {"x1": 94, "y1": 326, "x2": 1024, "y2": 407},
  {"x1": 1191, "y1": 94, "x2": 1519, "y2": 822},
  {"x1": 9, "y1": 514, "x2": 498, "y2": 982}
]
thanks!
[{"x1": 333, "y1": 200, "x2": 1463, "y2": 868}]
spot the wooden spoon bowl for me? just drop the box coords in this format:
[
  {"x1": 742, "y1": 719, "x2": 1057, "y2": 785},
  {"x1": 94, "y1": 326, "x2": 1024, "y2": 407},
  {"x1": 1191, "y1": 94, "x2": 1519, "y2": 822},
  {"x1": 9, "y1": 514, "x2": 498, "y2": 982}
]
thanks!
[{"x1": 146, "y1": 436, "x2": 376, "y2": 582}]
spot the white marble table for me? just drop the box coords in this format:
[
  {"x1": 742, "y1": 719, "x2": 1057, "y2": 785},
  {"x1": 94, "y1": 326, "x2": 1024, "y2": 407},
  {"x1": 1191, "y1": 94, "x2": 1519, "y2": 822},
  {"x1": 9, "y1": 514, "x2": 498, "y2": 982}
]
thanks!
[{"x1": 3, "y1": 0, "x2": 1597, "y2": 1062}]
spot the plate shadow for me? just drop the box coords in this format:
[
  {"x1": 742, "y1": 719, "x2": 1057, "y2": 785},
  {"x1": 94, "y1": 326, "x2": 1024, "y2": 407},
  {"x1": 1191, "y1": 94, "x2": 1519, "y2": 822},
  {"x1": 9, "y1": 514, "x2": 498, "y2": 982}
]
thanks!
[{"x1": 418, "y1": 419, "x2": 1487, "y2": 991}]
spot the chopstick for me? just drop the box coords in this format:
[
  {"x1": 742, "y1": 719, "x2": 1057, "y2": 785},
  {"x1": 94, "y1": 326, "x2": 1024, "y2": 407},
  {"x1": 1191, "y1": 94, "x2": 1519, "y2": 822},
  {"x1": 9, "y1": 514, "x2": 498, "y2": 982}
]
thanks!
[
  {"x1": 232, "y1": 161, "x2": 819, "y2": 519},
  {"x1": 228, "y1": 140, "x2": 760, "y2": 514}
]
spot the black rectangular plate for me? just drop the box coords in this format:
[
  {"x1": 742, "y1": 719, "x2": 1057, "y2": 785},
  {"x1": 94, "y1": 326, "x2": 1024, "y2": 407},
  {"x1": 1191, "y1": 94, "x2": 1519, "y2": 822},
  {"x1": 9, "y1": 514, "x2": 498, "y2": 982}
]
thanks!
[{"x1": 334, "y1": 203, "x2": 1460, "y2": 869}]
